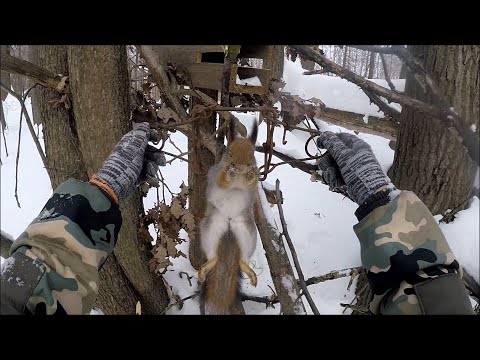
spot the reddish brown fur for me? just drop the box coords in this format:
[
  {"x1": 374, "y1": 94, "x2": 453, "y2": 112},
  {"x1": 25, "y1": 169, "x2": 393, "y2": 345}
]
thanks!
[
  {"x1": 228, "y1": 139, "x2": 255, "y2": 166},
  {"x1": 200, "y1": 229, "x2": 244, "y2": 314}
]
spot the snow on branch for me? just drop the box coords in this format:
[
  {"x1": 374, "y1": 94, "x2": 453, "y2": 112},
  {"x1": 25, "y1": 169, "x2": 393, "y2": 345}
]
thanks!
[{"x1": 288, "y1": 45, "x2": 479, "y2": 166}]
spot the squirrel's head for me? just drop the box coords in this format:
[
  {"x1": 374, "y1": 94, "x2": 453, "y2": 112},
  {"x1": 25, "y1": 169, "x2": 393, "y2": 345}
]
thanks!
[{"x1": 225, "y1": 118, "x2": 258, "y2": 167}]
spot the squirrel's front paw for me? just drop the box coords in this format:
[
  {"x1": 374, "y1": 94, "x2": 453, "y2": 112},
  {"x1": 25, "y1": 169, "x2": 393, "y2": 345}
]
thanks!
[
  {"x1": 218, "y1": 165, "x2": 236, "y2": 188},
  {"x1": 244, "y1": 167, "x2": 258, "y2": 187}
]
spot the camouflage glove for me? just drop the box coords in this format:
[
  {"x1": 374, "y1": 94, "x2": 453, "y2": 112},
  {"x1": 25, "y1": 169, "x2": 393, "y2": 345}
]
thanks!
[
  {"x1": 317, "y1": 131, "x2": 392, "y2": 205},
  {"x1": 92, "y1": 122, "x2": 166, "y2": 203}
]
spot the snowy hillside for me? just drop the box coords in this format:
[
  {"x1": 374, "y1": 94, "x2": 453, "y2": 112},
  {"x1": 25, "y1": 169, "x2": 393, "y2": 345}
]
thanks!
[{"x1": 1, "y1": 57, "x2": 478, "y2": 315}]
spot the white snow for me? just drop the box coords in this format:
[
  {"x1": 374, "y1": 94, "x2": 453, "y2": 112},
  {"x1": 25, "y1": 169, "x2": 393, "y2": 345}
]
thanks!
[
  {"x1": 435, "y1": 196, "x2": 480, "y2": 283},
  {"x1": 1, "y1": 56, "x2": 478, "y2": 315},
  {"x1": 236, "y1": 75, "x2": 262, "y2": 87},
  {"x1": 1, "y1": 256, "x2": 15, "y2": 276},
  {"x1": 471, "y1": 124, "x2": 477, "y2": 132},
  {"x1": 283, "y1": 57, "x2": 405, "y2": 119}
]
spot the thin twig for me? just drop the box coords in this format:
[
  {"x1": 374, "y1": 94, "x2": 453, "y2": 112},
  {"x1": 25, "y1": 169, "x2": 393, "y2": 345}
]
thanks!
[
  {"x1": 363, "y1": 89, "x2": 401, "y2": 121},
  {"x1": 0, "y1": 102, "x2": 8, "y2": 157},
  {"x1": 163, "y1": 150, "x2": 189, "y2": 164},
  {"x1": 304, "y1": 266, "x2": 363, "y2": 286},
  {"x1": 0, "y1": 82, "x2": 47, "y2": 168},
  {"x1": 14, "y1": 97, "x2": 24, "y2": 208},
  {"x1": 340, "y1": 303, "x2": 370, "y2": 314},
  {"x1": 349, "y1": 45, "x2": 398, "y2": 55},
  {"x1": 168, "y1": 135, "x2": 183, "y2": 153},
  {"x1": 255, "y1": 146, "x2": 318, "y2": 175},
  {"x1": 160, "y1": 291, "x2": 200, "y2": 315},
  {"x1": 179, "y1": 271, "x2": 194, "y2": 287},
  {"x1": 276, "y1": 179, "x2": 320, "y2": 315},
  {"x1": 379, "y1": 53, "x2": 397, "y2": 92},
  {"x1": 158, "y1": 168, "x2": 173, "y2": 197},
  {"x1": 302, "y1": 69, "x2": 329, "y2": 75},
  {"x1": 240, "y1": 293, "x2": 279, "y2": 308},
  {"x1": 259, "y1": 155, "x2": 322, "y2": 176}
]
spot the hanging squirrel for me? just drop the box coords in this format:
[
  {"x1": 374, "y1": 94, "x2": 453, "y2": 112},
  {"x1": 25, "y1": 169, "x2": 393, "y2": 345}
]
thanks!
[{"x1": 198, "y1": 119, "x2": 259, "y2": 315}]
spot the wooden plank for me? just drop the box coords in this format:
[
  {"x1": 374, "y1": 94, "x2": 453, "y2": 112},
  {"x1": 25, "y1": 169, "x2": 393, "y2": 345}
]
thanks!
[
  {"x1": 229, "y1": 65, "x2": 272, "y2": 95},
  {"x1": 184, "y1": 63, "x2": 223, "y2": 91},
  {"x1": 238, "y1": 45, "x2": 273, "y2": 61},
  {"x1": 152, "y1": 45, "x2": 224, "y2": 65}
]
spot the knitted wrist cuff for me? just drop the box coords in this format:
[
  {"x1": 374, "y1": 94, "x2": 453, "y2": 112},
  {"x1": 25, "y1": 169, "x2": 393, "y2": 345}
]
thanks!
[
  {"x1": 90, "y1": 176, "x2": 119, "y2": 204},
  {"x1": 355, "y1": 190, "x2": 391, "y2": 221}
]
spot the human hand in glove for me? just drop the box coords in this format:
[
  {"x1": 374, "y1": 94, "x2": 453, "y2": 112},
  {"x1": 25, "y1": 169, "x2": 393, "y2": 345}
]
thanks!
[
  {"x1": 90, "y1": 122, "x2": 166, "y2": 203},
  {"x1": 317, "y1": 131, "x2": 396, "y2": 219}
]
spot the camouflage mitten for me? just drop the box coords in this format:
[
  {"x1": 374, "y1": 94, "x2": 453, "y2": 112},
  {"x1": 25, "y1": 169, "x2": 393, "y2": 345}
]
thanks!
[
  {"x1": 317, "y1": 131, "x2": 396, "y2": 220},
  {"x1": 92, "y1": 122, "x2": 166, "y2": 203}
]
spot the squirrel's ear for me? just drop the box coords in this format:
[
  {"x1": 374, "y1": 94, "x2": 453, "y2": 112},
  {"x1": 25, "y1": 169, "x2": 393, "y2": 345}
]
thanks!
[
  {"x1": 228, "y1": 118, "x2": 236, "y2": 143},
  {"x1": 249, "y1": 119, "x2": 258, "y2": 145}
]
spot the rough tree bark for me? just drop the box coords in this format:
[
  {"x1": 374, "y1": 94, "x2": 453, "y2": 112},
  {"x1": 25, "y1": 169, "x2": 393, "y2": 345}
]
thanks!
[
  {"x1": 30, "y1": 45, "x2": 88, "y2": 188},
  {"x1": 388, "y1": 45, "x2": 479, "y2": 215},
  {"x1": 188, "y1": 89, "x2": 217, "y2": 270},
  {"x1": 65, "y1": 45, "x2": 169, "y2": 314},
  {"x1": 368, "y1": 51, "x2": 376, "y2": 79}
]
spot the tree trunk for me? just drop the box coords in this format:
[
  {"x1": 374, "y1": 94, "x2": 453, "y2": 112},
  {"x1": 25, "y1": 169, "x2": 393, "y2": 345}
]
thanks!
[
  {"x1": 368, "y1": 51, "x2": 376, "y2": 79},
  {"x1": 31, "y1": 45, "x2": 88, "y2": 188},
  {"x1": 65, "y1": 45, "x2": 168, "y2": 314},
  {"x1": 271, "y1": 46, "x2": 285, "y2": 80},
  {"x1": 399, "y1": 60, "x2": 407, "y2": 79},
  {"x1": 388, "y1": 45, "x2": 479, "y2": 215},
  {"x1": 342, "y1": 46, "x2": 348, "y2": 69},
  {"x1": 188, "y1": 88, "x2": 217, "y2": 270}
]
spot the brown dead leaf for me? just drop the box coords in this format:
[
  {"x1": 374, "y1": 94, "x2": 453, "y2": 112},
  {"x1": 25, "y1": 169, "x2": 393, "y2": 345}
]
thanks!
[
  {"x1": 170, "y1": 198, "x2": 183, "y2": 219},
  {"x1": 153, "y1": 244, "x2": 168, "y2": 260},
  {"x1": 181, "y1": 209, "x2": 195, "y2": 232},
  {"x1": 279, "y1": 93, "x2": 325, "y2": 127},
  {"x1": 159, "y1": 202, "x2": 171, "y2": 223},
  {"x1": 157, "y1": 107, "x2": 182, "y2": 124},
  {"x1": 166, "y1": 235, "x2": 178, "y2": 257}
]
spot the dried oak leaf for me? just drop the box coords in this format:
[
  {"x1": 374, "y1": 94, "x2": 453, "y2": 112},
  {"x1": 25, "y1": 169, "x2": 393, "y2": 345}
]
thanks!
[
  {"x1": 181, "y1": 209, "x2": 195, "y2": 232},
  {"x1": 170, "y1": 197, "x2": 183, "y2": 219},
  {"x1": 157, "y1": 107, "x2": 182, "y2": 124},
  {"x1": 159, "y1": 202, "x2": 171, "y2": 223}
]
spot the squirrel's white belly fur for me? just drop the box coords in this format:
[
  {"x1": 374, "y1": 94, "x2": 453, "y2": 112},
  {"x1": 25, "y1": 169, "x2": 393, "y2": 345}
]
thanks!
[{"x1": 201, "y1": 185, "x2": 257, "y2": 262}]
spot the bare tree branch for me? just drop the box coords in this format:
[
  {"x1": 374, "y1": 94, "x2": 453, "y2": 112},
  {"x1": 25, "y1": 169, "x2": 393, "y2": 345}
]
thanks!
[
  {"x1": 253, "y1": 189, "x2": 306, "y2": 314},
  {"x1": 288, "y1": 45, "x2": 479, "y2": 165},
  {"x1": 0, "y1": 53, "x2": 68, "y2": 91},
  {"x1": 241, "y1": 293, "x2": 279, "y2": 308},
  {"x1": 0, "y1": 82, "x2": 47, "y2": 169},
  {"x1": 379, "y1": 53, "x2": 397, "y2": 92},
  {"x1": 275, "y1": 179, "x2": 320, "y2": 315},
  {"x1": 304, "y1": 266, "x2": 363, "y2": 286},
  {"x1": 363, "y1": 89, "x2": 401, "y2": 121},
  {"x1": 321, "y1": 107, "x2": 398, "y2": 140},
  {"x1": 1, "y1": 102, "x2": 8, "y2": 158},
  {"x1": 349, "y1": 45, "x2": 399, "y2": 55},
  {"x1": 255, "y1": 146, "x2": 317, "y2": 175},
  {"x1": 303, "y1": 69, "x2": 329, "y2": 76}
]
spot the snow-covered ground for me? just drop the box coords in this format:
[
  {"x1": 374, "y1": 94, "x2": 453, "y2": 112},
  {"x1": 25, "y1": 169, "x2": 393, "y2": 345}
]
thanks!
[{"x1": 1, "y1": 57, "x2": 478, "y2": 315}]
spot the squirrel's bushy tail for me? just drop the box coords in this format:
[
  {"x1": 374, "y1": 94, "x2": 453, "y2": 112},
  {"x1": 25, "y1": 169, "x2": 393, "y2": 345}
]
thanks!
[{"x1": 200, "y1": 229, "x2": 244, "y2": 315}]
